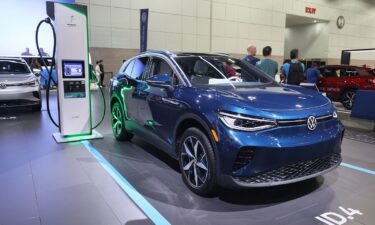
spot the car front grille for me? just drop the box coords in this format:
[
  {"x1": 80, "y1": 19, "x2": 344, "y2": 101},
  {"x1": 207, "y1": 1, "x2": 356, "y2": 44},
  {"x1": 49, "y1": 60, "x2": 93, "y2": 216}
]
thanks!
[
  {"x1": 233, "y1": 153, "x2": 341, "y2": 186},
  {"x1": 278, "y1": 114, "x2": 334, "y2": 126},
  {"x1": 0, "y1": 100, "x2": 39, "y2": 108}
]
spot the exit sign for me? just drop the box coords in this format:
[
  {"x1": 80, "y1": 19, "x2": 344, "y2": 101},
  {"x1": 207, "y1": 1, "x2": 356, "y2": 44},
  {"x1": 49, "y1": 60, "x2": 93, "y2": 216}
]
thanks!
[{"x1": 305, "y1": 7, "x2": 316, "y2": 14}]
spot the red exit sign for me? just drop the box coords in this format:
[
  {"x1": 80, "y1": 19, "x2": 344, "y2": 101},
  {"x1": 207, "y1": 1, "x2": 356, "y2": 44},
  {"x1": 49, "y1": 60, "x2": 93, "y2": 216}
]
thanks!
[{"x1": 305, "y1": 7, "x2": 316, "y2": 14}]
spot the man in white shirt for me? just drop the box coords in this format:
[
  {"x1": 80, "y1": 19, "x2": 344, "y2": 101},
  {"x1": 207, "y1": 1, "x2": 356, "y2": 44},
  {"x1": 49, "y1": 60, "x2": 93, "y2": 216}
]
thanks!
[{"x1": 95, "y1": 60, "x2": 102, "y2": 85}]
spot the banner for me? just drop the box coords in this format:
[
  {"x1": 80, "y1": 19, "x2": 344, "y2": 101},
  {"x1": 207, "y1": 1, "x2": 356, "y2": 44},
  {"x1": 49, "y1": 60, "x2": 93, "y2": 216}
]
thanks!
[{"x1": 140, "y1": 8, "x2": 149, "y2": 52}]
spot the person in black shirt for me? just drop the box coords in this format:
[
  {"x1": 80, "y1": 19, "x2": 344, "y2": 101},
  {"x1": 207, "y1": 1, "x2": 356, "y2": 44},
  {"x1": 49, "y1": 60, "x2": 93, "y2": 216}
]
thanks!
[
  {"x1": 282, "y1": 49, "x2": 305, "y2": 85},
  {"x1": 242, "y1": 45, "x2": 259, "y2": 65},
  {"x1": 99, "y1": 60, "x2": 104, "y2": 86}
]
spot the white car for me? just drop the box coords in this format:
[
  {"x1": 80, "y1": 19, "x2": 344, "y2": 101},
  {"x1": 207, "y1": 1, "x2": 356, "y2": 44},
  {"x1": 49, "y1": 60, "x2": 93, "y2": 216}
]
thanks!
[{"x1": 0, "y1": 58, "x2": 41, "y2": 111}]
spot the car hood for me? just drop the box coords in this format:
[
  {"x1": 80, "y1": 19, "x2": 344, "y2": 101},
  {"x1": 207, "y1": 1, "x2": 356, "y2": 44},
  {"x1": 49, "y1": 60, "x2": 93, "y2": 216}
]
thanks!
[
  {"x1": 0, "y1": 73, "x2": 36, "y2": 83},
  {"x1": 214, "y1": 85, "x2": 330, "y2": 111}
]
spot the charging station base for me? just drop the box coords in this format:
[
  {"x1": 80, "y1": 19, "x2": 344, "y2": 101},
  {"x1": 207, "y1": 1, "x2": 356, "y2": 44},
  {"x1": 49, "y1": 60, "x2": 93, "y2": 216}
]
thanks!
[{"x1": 53, "y1": 130, "x2": 103, "y2": 143}]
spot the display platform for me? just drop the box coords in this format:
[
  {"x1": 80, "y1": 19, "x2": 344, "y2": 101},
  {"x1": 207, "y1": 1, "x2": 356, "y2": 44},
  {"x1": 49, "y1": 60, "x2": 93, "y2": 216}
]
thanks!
[
  {"x1": 88, "y1": 134, "x2": 375, "y2": 225},
  {"x1": 0, "y1": 92, "x2": 374, "y2": 225}
]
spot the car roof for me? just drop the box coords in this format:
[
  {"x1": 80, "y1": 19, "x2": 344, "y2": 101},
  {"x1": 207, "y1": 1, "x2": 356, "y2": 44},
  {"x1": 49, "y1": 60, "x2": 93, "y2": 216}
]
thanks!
[
  {"x1": 0, "y1": 57, "x2": 24, "y2": 61},
  {"x1": 322, "y1": 65, "x2": 370, "y2": 69},
  {"x1": 0, "y1": 58, "x2": 28, "y2": 65},
  {"x1": 141, "y1": 50, "x2": 229, "y2": 58}
]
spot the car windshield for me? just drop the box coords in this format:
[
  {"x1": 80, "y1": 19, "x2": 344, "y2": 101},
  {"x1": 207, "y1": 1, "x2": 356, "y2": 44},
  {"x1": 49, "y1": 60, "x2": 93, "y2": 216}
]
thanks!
[
  {"x1": 174, "y1": 55, "x2": 276, "y2": 88},
  {"x1": 0, "y1": 60, "x2": 30, "y2": 74}
]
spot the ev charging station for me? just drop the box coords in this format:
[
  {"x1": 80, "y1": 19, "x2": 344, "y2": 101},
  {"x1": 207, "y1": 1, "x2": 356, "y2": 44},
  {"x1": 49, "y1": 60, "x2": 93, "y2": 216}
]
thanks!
[{"x1": 41, "y1": 1, "x2": 103, "y2": 143}]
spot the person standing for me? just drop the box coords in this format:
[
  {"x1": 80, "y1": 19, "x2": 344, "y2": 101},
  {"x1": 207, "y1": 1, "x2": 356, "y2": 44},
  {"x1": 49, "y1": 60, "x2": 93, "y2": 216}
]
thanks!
[
  {"x1": 282, "y1": 49, "x2": 305, "y2": 85},
  {"x1": 30, "y1": 58, "x2": 41, "y2": 71},
  {"x1": 243, "y1": 45, "x2": 259, "y2": 66},
  {"x1": 256, "y1": 46, "x2": 278, "y2": 79},
  {"x1": 95, "y1": 60, "x2": 102, "y2": 85},
  {"x1": 21, "y1": 48, "x2": 33, "y2": 56},
  {"x1": 306, "y1": 62, "x2": 320, "y2": 84},
  {"x1": 99, "y1": 60, "x2": 105, "y2": 87},
  {"x1": 39, "y1": 48, "x2": 49, "y2": 57}
]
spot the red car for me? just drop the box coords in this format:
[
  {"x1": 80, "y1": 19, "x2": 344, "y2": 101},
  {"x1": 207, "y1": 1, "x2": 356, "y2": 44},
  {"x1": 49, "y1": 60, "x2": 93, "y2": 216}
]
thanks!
[{"x1": 318, "y1": 65, "x2": 375, "y2": 109}]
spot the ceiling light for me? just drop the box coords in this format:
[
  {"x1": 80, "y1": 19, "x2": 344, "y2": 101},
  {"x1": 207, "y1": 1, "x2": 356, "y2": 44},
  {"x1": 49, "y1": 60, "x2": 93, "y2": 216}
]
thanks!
[{"x1": 313, "y1": 20, "x2": 317, "y2": 23}]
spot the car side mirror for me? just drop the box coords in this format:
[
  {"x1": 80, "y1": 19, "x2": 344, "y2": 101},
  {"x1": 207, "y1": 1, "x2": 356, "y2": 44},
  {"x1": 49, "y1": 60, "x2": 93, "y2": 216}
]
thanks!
[{"x1": 146, "y1": 74, "x2": 174, "y2": 91}]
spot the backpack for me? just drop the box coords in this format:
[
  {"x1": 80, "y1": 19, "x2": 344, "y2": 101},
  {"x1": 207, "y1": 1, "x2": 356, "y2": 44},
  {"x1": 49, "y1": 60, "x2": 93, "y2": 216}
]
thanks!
[{"x1": 287, "y1": 62, "x2": 304, "y2": 85}]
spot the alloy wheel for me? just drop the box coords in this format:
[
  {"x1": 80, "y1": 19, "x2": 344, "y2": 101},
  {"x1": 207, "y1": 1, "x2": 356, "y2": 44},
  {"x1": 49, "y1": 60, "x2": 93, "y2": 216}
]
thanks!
[
  {"x1": 111, "y1": 103, "x2": 123, "y2": 137},
  {"x1": 181, "y1": 136, "x2": 209, "y2": 188},
  {"x1": 342, "y1": 90, "x2": 356, "y2": 109}
]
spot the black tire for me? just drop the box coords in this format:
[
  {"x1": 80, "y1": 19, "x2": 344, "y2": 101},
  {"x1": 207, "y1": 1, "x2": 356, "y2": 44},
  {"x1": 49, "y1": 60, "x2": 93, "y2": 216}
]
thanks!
[
  {"x1": 178, "y1": 127, "x2": 217, "y2": 196},
  {"x1": 31, "y1": 102, "x2": 42, "y2": 111},
  {"x1": 341, "y1": 89, "x2": 356, "y2": 110},
  {"x1": 111, "y1": 101, "x2": 133, "y2": 141}
]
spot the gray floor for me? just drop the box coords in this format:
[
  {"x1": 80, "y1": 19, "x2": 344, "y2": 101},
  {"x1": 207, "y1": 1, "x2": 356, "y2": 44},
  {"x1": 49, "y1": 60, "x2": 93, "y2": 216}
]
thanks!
[
  {"x1": 0, "y1": 90, "x2": 374, "y2": 225},
  {"x1": 0, "y1": 92, "x2": 149, "y2": 225}
]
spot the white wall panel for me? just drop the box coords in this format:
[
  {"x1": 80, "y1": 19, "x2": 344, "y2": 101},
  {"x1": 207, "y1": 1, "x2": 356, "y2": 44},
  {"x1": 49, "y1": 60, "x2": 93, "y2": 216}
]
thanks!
[
  {"x1": 197, "y1": 18, "x2": 210, "y2": 36},
  {"x1": 112, "y1": 29, "x2": 132, "y2": 48},
  {"x1": 196, "y1": 36, "x2": 210, "y2": 52},
  {"x1": 90, "y1": 0, "x2": 110, "y2": 6},
  {"x1": 212, "y1": 2, "x2": 226, "y2": 19},
  {"x1": 197, "y1": 0, "x2": 210, "y2": 18},
  {"x1": 111, "y1": 8, "x2": 131, "y2": 29},
  {"x1": 182, "y1": 34, "x2": 197, "y2": 51},
  {"x1": 90, "y1": 27, "x2": 111, "y2": 48},
  {"x1": 79, "y1": 0, "x2": 375, "y2": 61},
  {"x1": 182, "y1": 0, "x2": 197, "y2": 16},
  {"x1": 183, "y1": 16, "x2": 197, "y2": 35},
  {"x1": 90, "y1": 5, "x2": 111, "y2": 27},
  {"x1": 165, "y1": 33, "x2": 182, "y2": 51},
  {"x1": 111, "y1": 0, "x2": 131, "y2": 8},
  {"x1": 148, "y1": 31, "x2": 166, "y2": 49}
]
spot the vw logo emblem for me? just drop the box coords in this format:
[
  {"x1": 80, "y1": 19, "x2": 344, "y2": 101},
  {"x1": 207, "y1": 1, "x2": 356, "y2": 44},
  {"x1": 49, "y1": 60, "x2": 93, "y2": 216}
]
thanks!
[
  {"x1": 0, "y1": 83, "x2": 6, "y2": 89},
  {"x1": 307, "y1": 116, "x2": 317, "y2": 131},
  {"x1": 337, "y1": 16, "x2": 345, "y2": 29}
]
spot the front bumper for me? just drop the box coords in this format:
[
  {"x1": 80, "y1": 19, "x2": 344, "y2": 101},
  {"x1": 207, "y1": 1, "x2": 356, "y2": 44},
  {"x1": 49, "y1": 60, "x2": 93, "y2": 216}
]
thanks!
[
  {"x1": 0, "y1": 86, "x2": 41, "y2": 108},
  {"x1": 232, "y1": 153, "x2": 341, "y2": 187},
  {"x1": 214, "y1": 118, "x2": 344, "y2": 188}
]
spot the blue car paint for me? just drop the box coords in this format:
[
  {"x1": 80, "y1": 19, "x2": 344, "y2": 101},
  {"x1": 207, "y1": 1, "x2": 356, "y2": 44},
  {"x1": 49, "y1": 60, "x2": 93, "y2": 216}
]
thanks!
[
  {"x1": 110, "y1": 51, "x2": 344, "y2": 188},
  {"x1": 39, "y1": 68, "x2": 57, "y2": 88}
]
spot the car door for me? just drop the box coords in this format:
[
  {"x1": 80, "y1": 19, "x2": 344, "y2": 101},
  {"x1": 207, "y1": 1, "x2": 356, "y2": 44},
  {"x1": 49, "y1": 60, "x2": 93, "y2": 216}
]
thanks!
[
  {"x1": 121, "y1": 57, "x2": 150, "y2": 128},
  {"x1": 136, "y1": 56, "x2": 186, "y2": 154},
  {"x1": 318, "y1": 67, "x2": 342, "y2": 99}
]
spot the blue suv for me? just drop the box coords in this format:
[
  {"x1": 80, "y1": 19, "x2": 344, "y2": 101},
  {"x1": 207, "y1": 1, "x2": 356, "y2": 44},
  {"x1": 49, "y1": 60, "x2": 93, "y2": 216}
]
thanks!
[{"x1": 109, "y1": 51, "x2": 343, "y2": 195}]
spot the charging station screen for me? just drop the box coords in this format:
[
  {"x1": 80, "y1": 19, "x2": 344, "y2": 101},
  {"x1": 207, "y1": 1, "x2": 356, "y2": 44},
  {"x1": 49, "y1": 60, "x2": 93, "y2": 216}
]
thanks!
[{"x1": 62, "y1": 61, "x2": 85, "y2": 78}]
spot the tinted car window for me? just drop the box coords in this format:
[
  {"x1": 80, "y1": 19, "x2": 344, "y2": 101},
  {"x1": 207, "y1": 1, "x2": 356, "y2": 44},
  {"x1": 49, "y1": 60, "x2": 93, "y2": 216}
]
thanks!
[
  {"x1": 322, "y1": 68, "x2": 341, "y2": 78},
  {"x1": 354, "y1": 68, "x2": 371, "y2": 76},
  {"x1": 149, "y1": 57, "x2": 180, "y2": 85},
  {"x1": 175, "y1": 56, "x2": 273, "y2": 87},
  {"x1": 123, "y1": 59, "x2": 135, "y2": 76},
  {"x1": 346, "y1": 68, "x2": 358, "y2": 76},
  {"x1": 321, "y1": 67, "x2": 371, "y2": 77},
  {"x1": 0, "y1": 60, "x2": 30, "y2": 74},
  {"x1": 130, "y1": 57, "x2": 149, "y2": 80}
]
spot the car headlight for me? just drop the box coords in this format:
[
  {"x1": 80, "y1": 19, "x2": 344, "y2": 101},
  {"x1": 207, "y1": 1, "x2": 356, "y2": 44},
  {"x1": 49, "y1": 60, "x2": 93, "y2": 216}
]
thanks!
[
  {"x1": 218, "y1": 111, "x2": 277, "y2": 131},
  {"x1": 22, "y1": 80, "x2": 38, "y2": 86}
]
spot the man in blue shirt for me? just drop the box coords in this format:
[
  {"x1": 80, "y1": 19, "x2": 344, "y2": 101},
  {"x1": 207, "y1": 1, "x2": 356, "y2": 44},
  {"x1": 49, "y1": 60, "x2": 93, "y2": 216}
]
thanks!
[
  {"x1": 306, "y1": 62, "x2": 320, "y2": 84},
  {"x1": 243, "y1": 45, "x2": 259, "y2": 65},
  {"x1": 282, "y1": 49, "x2": 305, "y2": 85}
]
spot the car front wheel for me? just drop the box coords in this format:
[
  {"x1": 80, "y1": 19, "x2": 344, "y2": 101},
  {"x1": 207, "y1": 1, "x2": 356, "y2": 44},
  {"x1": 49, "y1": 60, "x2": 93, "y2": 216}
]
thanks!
[
  {"x1": 111, "y1": 102, "x2": 133, "y2": 141},
  {"x1": 179, "y1": 127, "x2": 217, "y2": 196},
  {"x1": 342, "y1": 89, "x2": 356, "y2": 110}
]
